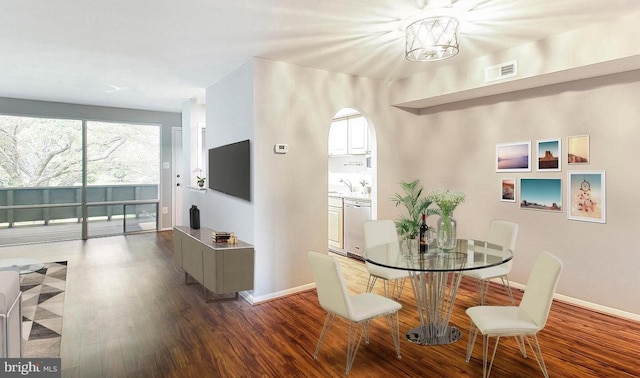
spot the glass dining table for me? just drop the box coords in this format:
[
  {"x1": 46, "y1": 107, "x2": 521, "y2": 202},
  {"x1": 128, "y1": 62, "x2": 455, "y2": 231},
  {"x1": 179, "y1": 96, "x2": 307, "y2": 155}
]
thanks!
[{"x1": 363, "y1": 239, "x2": 513, "y2": 346}]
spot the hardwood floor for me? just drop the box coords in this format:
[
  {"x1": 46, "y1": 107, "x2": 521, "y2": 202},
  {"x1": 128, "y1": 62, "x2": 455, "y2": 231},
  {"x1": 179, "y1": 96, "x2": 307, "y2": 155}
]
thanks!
[{"x1": 2, "y1": 231, "x2": 639, "y2": 377}]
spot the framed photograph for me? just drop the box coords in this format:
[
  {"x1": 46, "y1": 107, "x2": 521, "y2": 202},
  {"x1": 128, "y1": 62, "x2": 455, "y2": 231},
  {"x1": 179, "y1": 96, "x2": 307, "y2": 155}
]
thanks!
[
  {"x1": 501, "y1": 178, "x2": 516, "y2": 202},
  {"x1": 520, "y1": 178, "x2": 562, "y2": 212},
  {"x1": 496, "y1": 141, "x2": 531, "y2": 172},
  {"x1": 567, "y1": 135, "x2": 589, "y2": 164},
  {"x1": 537, "y1": 138, "x2": 561, "y2": 171},
  {"x1": 567, "y1": 171, "x2": 606, "y2": 223}
]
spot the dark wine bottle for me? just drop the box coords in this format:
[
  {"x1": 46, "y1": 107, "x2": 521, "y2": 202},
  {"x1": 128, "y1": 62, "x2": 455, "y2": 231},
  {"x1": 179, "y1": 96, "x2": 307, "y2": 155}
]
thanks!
[{"x1": 419, "y1": 213, "x2": 427, "y2": 253}]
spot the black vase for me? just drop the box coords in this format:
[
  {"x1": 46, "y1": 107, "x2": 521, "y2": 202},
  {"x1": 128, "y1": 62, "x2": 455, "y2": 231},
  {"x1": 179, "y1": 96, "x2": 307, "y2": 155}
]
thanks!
[{"x1": 189, "y1": 205, "x2": 200, "y2": 229}]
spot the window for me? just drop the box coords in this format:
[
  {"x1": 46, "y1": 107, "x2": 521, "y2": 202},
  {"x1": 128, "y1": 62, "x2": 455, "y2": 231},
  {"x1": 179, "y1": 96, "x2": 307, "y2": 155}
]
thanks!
[{"x1": 0, "y1": 115, "x2": 160, "y2": 245}]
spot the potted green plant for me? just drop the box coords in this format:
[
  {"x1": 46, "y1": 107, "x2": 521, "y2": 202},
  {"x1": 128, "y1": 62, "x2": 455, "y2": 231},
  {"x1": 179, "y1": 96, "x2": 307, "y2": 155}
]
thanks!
[
  {"x1": 391, "y1": 179, "x2": 436, "y2": 240},
  {"x1": 197, "y1": 176, "x2": 206, "y2": 188}
]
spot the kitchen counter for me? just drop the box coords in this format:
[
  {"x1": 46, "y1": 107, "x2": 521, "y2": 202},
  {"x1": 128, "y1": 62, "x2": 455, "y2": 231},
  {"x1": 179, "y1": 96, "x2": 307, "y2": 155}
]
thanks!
[{"x1": 328, "y1": 192, "x2": 371, "y2": 201}]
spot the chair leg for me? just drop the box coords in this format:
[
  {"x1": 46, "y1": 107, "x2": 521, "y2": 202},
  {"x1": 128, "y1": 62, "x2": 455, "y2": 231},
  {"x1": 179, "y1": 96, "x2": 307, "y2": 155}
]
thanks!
[
  {"x1": 393, "y1": 278, "x2": 406, "y2": 300},
  {"x1": 366, "y1": 276, "x2": 406, "y2": 300},
  {"x1": 478, "y1": 279, "x2": 490, "y2": 305},
  {"x1": 384, "y1": 278, "x2": 406, "y2": 300},
  {"x1": 314, "y1": 313, "x2": 335, "y2": 360},
  {"x1": 483, "y1": 335, "x2": 501, "y2": 378},
  {"x1": 466, "y1": 321, "x2": 478, "y2": 362},
  {"x1": 514, "y1": 334, "x2": 527, "y2": 357},
  {"x1": 382, "y1": 278, "x2": 390, "y2": 298},
  {"x1": 527, "y1": 334, "x2": 549, "y2": 378},
  {"x1": 500, "y1": 276, "x2": 515, "y2": 305},
  {"x1": 345, "y1": 321, "x2": 365, "y2": 375},
  {"x1": 387, "y1": 311, "x2": 401, "y2": 359},
  {"x1": 364, "y1": 320, "x2": 371, "y2": 344},
  {"x1": 479, "y1": 276, "x2": 515, "y2": 305},
  {"x1": 366, "y1": 275, "x2": 377, "y2": 293}
]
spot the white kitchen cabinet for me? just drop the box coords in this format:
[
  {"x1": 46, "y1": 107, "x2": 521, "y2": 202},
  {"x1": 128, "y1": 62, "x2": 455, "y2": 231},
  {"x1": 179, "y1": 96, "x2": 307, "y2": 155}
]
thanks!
[
  {"x1": 347, "y1": 116, "x2": 369, "y2": 155},
  {"x1": 328, "y1": 115, "x2": 369, "y2": 156},
  {"x1": 328, "y1": 196, "x2": 344, "y2": 249},
  {"x1": 328, "y1": 118, "x2": 348, "y2": 156}
]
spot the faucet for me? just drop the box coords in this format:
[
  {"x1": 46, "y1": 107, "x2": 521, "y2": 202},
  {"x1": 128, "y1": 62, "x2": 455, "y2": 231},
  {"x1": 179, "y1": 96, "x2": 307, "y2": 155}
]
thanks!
[{"x1": 340, "y1": 178, "x2": 353, "y2": 192}]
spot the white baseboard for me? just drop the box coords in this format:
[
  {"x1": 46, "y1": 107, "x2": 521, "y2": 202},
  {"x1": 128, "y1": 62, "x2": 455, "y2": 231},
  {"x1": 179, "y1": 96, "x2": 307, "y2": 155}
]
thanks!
[
  {"x1": 509, "y1": 280, "x2": 640, "y2": 322},
  {"x1": 245, "y1": 278, "x2": 640, "y2": 322},
  {"x1": 243, "y1": 283, "x2": 316, "y2": 305}
]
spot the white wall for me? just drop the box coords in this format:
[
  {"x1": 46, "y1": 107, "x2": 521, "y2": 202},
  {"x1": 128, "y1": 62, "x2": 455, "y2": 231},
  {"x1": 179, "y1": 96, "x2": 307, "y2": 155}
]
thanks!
[
  {"x1": 182, "y1": 61, "x2": 255, "y2": 243},
  {"x1": 180, "y1": 99, "x2": 205, "y2": 225},
  {"x1": 185, "y1": 58, "x2": 417, "y2": 302},
  {"x1": 399, "y1": 71, "x2": 640, "y2": 317},
  {"x1": 390, "y1": 11, "x2": 640, "y2": 110},
  {"x1": 182, "y1": 19, "x2": 640, "y2": 318},
  {"x1": 249, "y1": 59, "x2": 418, "y2": 301}
]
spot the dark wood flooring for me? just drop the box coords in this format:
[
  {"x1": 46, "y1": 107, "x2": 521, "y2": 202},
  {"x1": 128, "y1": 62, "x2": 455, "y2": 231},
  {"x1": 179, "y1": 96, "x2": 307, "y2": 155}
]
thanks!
[{"x1": 2, "y1": 231, "x2": 639, "y2": 377}]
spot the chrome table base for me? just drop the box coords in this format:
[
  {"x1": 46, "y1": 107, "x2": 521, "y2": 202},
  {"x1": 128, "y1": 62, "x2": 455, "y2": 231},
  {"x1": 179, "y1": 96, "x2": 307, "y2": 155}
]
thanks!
[{"x1": 406, "y1": 252, "x2": 466, "y2": 345}]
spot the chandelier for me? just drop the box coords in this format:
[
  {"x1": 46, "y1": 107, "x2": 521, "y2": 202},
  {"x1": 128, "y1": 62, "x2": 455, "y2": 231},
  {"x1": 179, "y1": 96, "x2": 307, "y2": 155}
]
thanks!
[{"x1": 405, "y1": 16, "x2": 459, "y2": 62}]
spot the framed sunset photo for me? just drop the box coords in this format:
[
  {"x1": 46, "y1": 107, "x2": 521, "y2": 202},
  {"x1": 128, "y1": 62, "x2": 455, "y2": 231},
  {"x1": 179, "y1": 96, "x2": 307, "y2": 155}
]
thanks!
[
  {"x1": 496, "y1": 141, "x2": 531, "y2": 172},
  {"x1": 567, "y1": 135, "x2": 589, "y2": 164},
  {"x1": 501, "y1": 178, "x2": 516, "y2": 202}
]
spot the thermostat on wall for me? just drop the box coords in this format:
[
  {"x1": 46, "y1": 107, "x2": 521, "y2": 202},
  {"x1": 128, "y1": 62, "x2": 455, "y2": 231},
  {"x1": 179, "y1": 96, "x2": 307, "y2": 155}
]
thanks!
[{"x1": 274, "y1": 143, "x2": 289, "y2": 154}]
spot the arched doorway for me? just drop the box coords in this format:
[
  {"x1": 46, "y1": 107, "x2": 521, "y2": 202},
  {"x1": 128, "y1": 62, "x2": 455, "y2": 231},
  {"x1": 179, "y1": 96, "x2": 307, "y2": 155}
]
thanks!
[{"x1": 327, "y1": 108, "x2": 377, "y2": 259}]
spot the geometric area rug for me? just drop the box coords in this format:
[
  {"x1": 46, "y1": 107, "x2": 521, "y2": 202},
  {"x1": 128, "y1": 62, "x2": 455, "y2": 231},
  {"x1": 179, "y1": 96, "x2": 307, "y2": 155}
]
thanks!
[{"x1": 19, "y1": 261, "x2": 67, "y2": 358}]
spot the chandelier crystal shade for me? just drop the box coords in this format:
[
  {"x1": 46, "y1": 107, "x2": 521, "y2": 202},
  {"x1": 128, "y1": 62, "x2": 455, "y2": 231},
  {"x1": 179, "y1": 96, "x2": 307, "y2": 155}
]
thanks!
[{"x1": 405, "y1": 16, "x2": 460, "y2": 62}]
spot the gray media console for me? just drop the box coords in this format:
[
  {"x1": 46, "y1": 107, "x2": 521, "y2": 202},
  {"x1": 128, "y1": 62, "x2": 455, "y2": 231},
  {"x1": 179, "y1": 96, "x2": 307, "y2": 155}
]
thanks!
[{"x1": 173, "y1": 226, "x2": 254, "y2": 302}]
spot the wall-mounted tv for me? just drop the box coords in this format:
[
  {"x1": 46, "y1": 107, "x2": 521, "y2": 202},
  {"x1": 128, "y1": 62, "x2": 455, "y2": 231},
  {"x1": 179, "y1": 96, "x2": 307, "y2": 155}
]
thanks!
[{"x1": 208, "y1": 139, "x2": 251, "y2": 201}]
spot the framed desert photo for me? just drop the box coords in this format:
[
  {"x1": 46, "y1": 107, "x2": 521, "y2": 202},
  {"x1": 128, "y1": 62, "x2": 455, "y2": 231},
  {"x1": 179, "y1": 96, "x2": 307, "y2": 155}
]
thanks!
[
  {"x1": 501, "y1": 178, "x2": 516, "y2": 202},
  {"x1": 567, "y1": 171, "x2": 606, "y2": 223},
  {"x1": 496, "y1": 141, "x2": 531, "y2": 172},
  {"x1": 520, "y1": 178, "x2": 562, "y2": 212},
  {"x1": 567, "y1": 134, "x2": 589, "y2": 164},
  {"x1": 537, "y1": 138, "x2": 561, "y2": 171}
]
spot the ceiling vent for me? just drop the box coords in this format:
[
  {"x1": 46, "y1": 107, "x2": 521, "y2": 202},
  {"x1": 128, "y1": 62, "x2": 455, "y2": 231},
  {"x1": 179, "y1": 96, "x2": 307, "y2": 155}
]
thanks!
[{"x1": 485, "y1": 60, "x2": 517, "y2": 83}]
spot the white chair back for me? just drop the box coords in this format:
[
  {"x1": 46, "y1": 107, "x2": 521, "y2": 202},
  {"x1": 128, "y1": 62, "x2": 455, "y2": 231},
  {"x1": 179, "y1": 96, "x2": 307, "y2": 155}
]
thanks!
[
  {"x1": 307, "y1": 251, "x2": 353, "y2": 319},
  {"x1": 363, "y1": 219, "x2": 398, "y2": 248},
  {"x1": 486, "y1": 219, "x2": 519, "y2": 267},
  {"x1": 519, "y1": 251, "x2": 563, "y2": 328},
  {"x1": 363, "y1": 220, "x2": 401, "y2": 276}
]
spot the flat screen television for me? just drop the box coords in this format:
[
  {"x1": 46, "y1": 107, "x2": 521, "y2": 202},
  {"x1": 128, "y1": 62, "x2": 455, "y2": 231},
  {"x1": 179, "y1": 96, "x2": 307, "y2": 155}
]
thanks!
[{"x1": 208, "y1": 139, "x2": 251, "y2": 201}]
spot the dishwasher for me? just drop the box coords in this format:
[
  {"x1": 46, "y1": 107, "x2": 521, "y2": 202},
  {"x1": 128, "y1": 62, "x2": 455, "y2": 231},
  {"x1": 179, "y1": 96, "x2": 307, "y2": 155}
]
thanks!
[{"x1": 343, "y1": 198, "x2": 371, "y2": 259}]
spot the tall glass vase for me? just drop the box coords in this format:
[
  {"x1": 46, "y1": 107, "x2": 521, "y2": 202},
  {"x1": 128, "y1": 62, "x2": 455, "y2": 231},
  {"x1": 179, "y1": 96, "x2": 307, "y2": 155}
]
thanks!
[
  {"x1": 401, "y1": 237, "x2": 418, "y2": 256},
  {"x1": 437, "y1": 212, "x2": 457, "y2": 251}
]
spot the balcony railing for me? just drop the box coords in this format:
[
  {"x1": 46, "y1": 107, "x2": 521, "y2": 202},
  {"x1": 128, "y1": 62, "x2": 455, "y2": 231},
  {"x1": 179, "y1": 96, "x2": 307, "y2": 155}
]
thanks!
[
  {"x1": 0, "y1": 184, "x2": 158, "y2": 226},
  {"x1": 0, "y1": 184, "x2": 159, "y2": 245}
]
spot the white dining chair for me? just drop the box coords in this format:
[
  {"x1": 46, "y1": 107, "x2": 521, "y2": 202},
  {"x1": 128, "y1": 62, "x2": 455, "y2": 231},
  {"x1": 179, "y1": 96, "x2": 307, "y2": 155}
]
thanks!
[
  {"x1": 464, "y1": 219, "x2": 519, "y2": 305},
  {"x1": 465, "y1": 251, "x2": 563, "y2": 378},
  {"x1": 363, "y1": 220, "x2": 409, "y2": 300},
  {"x1": 307, "y1": 251, "x2": 402, "y2": 375}
]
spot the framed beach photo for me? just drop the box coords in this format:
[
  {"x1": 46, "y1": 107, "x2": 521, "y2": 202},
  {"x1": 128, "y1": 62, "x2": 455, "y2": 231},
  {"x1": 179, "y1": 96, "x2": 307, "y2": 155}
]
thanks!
[
  {"x1": 567, "y1": 135, "x2": 589, "y2": 164},
  {"x1": 537, "y1": 138, "x2": 561, "y2": 171},
  {"x1": 567, "y1": 171, "x2": 605, "y2": 223},
  {"x1": 496, "y1": 141, "x2": 531, "y2": 172},
  {"x1": 500, "y1": 178, "x2": 516, "y2": 202},
  {"x1": 520, "y1": 178, "x2": 562, "y2": 212}
]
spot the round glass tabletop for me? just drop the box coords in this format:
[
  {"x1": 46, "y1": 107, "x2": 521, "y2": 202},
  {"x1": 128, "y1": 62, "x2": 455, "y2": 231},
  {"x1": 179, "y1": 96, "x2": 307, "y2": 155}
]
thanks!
[{"x1": 0, "y1": 258, "x2": 45, "y2": 274}]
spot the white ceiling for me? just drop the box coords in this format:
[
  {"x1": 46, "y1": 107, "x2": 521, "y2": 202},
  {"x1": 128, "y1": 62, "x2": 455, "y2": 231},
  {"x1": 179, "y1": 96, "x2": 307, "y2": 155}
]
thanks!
[{"x1": 1, "y1": 0, "x2": 639, "y2": 113}]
